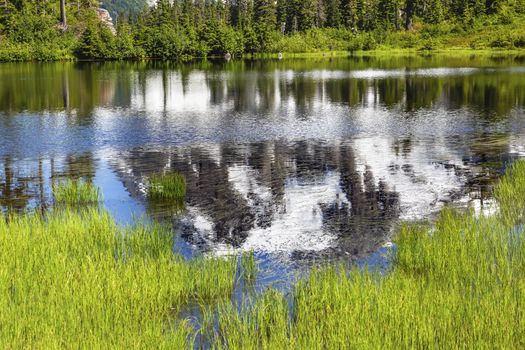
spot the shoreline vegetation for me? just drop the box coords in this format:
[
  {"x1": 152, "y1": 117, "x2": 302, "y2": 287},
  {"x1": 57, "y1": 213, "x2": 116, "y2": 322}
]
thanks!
[
  {"x1": 2, "y1": 160, "x2": 525, "y2": 347},
  {"x1": 1, "y1": 1, "x2": 525, "y2": 62}
]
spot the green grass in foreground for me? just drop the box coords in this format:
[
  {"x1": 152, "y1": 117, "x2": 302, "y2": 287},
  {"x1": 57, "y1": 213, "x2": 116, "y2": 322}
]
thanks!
[
  {"x1": 52, "y1": 179, "x2": 101, "y2": 205},
  {"x1": 0, "y1": 208, "x2": 236, "y2": 348},
  {"x1": 4, "y1": 161, "x2": 525, "y2": 348},
  {"x1": 148, "y1": 173, "x2": 187, "y2": 202}
]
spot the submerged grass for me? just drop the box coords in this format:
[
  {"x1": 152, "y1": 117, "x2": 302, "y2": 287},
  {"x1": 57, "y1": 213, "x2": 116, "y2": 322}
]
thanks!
[
  {"x1": 52, "y1": 179, "x2": 101, "y2": 205},
  {"x1": 204, "y1": 161, "x2": 525, "y2": 349},
  {"x1": 148, "y1": 173, "x2": 187, "y2": 202}
]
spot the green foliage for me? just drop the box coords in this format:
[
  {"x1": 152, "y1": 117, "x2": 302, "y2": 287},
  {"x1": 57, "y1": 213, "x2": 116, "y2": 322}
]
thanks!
[
  {"x1": 210, "y1": 24, "x2": 245, "y2": 56},
  {"x1": 515, "y1": 34, "x2": 525, "y2": 47},
  {"x1": 362, "y1": 33, "x2": 378, "y2": 50},
  {"x1": 269, "y1": 28, "x2": 354, "y2": 53},
  {"x1": 0, "y1": 1, "x2": 106, "y2": 61},
  {"x1": 254, "y1": 0, "x2": 277, "y2": 32},
  {"x1": 148, "y1": 173, "x2": 187, "y2": 202},
  {"x1": 240, "y1": 251, "x2": 257, "y2": 282},
  {"x1": 139, "y1": 25, "x2": 188, "y2": 60},
  {"x1": 116, "y1": 21, "x2": 142, "y2": 59},
  {"x1": 5, "y1": 12, "x2": 59, "y2": 44},
  {"x1": 498, "y1": 4, "x2": 516, "y2": 24},
  {"x1": 75, "y1": 23, "x2": 116, "y2": 59},
  {"x1": 1, "y1": 0, "x2": 525, "y2": 61},
  {"x1": 53, "y1": 179, "x2": 101, "y2": 205},
  {"x1": 490, "y1": 34, "x2": 515, "y2": 48},
  {"x1": 0, "y1": 205, "x2": 237, "y2": 347},
  {"x1": 0, "y1": 42, "x2": 32, "y2": 61},
  {"x1": 419, "y1": 38, "x2": 438, "y2": 51}
]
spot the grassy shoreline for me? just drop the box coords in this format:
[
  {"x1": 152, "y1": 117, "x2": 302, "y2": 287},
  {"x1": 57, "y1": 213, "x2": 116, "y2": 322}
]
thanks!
[
  {"x1": 2, "y1": 47, "x2": 525, "y2": 64},
  {"x1": 245, "y1": 48, "x2": 525, "y2": 60},
  {"x1": 170, "y1": 48, "x2": 525, "y2": 63}
]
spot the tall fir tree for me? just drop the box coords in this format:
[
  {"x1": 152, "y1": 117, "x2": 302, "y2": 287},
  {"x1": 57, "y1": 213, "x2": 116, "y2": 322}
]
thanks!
[
  {"x1": 299, "y1": 0, "x2": 319, "y2": 31},
  {"x1": 253, "y1": 0, "x2": 276, "y2": 50},
  {"x1": 324, "y1": 0, "x2": 342, "y2": 27},
  {"x1": 340, "y1": 0, "x2": 358, "y2": 30}
]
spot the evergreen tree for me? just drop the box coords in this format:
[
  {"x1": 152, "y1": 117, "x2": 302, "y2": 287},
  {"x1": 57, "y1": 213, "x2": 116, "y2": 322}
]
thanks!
[
  {"x1": 298, "y1": 0, "x2": 318, "y2": 31},
  {"x1": 378, "y1": 0, "x2": 398, "y2": 29},
  {"x1": 276, "y1": 0, "x2": 288, "y2": 32},
  {"x1": 341, "y1": 0, "x2": 358, "y2": 30},
  {"x1": 0, "y1": 0, "x2": 524, "y2": 61},
  {"x1": 404, "y1": 0, "x2": 418, "y2": 29},
  {"x1": 253, "y1": 0, "x2": 276, "y2": 50},
  {"x1": 233, "y1": 0, "x2": 253, "y2": 29},
  {"x1": 423, "y1": 0, "x2": 444, "y2": 23},
  {"x1": 324, "y1": 0, "x2": 342, "y2": 27}
]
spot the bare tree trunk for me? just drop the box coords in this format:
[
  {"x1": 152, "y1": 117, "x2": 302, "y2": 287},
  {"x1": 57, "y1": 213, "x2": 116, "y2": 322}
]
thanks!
[{"x1": 60, "y1": 0, "x2": 67, "y2": 27}]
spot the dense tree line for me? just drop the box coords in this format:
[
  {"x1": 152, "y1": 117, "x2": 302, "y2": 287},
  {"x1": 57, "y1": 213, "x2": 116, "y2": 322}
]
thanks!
[{"x1": 0, "y1": 0, "x2": 524, "y2": 61}]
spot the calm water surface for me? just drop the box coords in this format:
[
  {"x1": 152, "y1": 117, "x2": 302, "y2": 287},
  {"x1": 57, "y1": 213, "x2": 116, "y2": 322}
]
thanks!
[{"x1": 1, "y1": 55, "x2": 525, "y2": 283}]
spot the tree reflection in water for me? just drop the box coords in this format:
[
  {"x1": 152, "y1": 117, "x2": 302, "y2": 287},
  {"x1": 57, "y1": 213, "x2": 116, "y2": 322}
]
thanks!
[{"x1": 112, "y1": 141, "x2": 400, "y2": 259}]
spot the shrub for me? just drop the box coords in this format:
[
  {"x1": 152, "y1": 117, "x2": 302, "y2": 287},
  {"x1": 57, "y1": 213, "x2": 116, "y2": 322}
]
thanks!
[
  {"x1": 490, "y1": 35, "x2": 514, "y2": 49},
  {"x1": 419, "y1": 38, "x2": 438, "y2": 51},
  {"x1": 362, "y1": 34, "x2": 377, "y2": 51},
  {"x1": 396, "y1": 31, "x2": 420, "y2": 49},
  {"x1": 0, "y1": 42, "x2": 32, "y2": 61},
  {"x1": 497, "y1": 6, "x2": 514, "y2": 25},
  {"x1": 75, "y1": 21, "x2": 119, "y2": 59},
  {"x1": 139, "y1": 24, "x2": 188, "y2": 60},
  {"x1": 513, "y1": 35, "x2": 525, "y2": 48},
  {"x1": 347, "y1": 36, "x2": 363, "y2": 51}
]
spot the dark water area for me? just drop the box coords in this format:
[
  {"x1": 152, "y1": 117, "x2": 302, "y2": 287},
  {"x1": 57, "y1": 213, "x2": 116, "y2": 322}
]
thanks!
[{"x1": 1, "y1": 55, "x2": 525, "y2": 282}]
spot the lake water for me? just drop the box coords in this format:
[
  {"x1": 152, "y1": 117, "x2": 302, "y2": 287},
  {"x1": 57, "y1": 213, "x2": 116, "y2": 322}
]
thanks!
[{"x1": 1, "y1": 55, "x2": 525, "y2": 284}]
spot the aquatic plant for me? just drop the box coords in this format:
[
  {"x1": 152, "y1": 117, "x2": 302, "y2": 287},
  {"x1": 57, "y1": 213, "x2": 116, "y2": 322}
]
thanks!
[
  {"x1": 52, "y1": 179, "x2": 101, "y2": 205},
  {"x1": 0, "y1": 205, "x2": 236, "y2": 348},
  {"x1": 493, "y1": 160, "x2": 525, "y2": 223},
  {"x1": 240, "y1": 251, "x2": 257, "y2": 283},
  {"x1": 148, "y1": 173, "x2": 187, "y2": 202}
]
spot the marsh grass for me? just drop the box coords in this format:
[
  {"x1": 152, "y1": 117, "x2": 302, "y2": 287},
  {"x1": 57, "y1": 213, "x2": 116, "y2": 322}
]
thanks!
[
  {"x1": 240, "y1": 251, "x2": 257, "y2": 283},
  {"x1": 8, "y1": 162, "x2": 525, "y2": 348},
  {"x1": 52, "y1": 179, "x2": 101, "y2": 205},
  {"x1": 148, "y1": 173, "x2": 187, "y2": 202},
  {"x1": 202, "y1": 160, "x2": 525, "y2": 349},
  {"x1": 0, "y1": 205, "x2": 236, "y2": 348}
]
